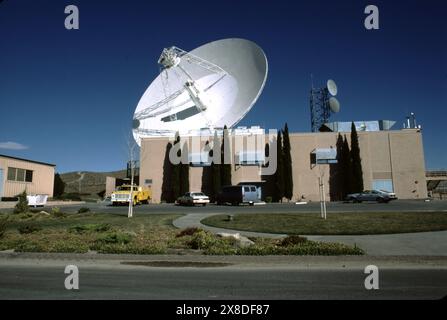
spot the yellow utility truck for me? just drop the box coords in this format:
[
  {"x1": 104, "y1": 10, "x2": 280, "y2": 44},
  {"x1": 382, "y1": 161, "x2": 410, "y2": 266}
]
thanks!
[{"x1": 111, "y1": 184, "x2": 151, "y2": 206}]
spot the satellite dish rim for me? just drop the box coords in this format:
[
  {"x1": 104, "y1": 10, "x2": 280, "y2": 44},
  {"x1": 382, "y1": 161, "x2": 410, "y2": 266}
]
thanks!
[
  {"x1": 329, "y1": 97, "x2": 340, "y2": 113},
  {"x1": 327, "y1": 79, "x2": 338, "y2": 96},
  {"x1": 132, "y1": 38, "x2": 268, "y2": 144}
]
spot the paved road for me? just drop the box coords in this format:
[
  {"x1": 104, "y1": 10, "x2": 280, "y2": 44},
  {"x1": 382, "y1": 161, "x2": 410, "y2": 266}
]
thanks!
[
  {"x1": 0, "y1": 254, "x2": 446, "y2": 299},
  {"x1": 6, "y1": 199, "x2": 445, "y2": 215}
]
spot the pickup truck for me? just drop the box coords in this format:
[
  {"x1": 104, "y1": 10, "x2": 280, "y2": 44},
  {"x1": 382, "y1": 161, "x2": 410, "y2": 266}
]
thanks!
[{"x1": 111, "y1": 185, "x2": 151, "y2": 206}]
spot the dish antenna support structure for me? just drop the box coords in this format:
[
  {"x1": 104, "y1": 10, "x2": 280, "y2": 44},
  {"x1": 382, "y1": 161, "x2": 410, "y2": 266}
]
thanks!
[{"x1": 309, "y1": 79, "x2": 341, "y2": 132}]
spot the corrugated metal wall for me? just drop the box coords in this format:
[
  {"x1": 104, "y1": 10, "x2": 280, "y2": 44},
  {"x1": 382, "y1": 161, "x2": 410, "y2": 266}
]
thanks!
[{"x1": 0, "y1": 157, "x2": 55, "y2": 198}]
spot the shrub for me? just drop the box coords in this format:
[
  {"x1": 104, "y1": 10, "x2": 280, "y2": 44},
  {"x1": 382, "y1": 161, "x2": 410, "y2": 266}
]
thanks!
[
  {"x1": 188, "y1": 230, "x2": 217, "y2": 249},
  {"x1": 14, "y1": 240, "x2": 44, "y2": 252},
  {"x1": 97, "y1": 190, "x2": 106, "y2": 199},
  {"x1": 0, "y1": 216, "x2": 9, "y2": 238},
  {"x1": 91, "y1": 243, "x2": 166, "y2": 254},
  {"x1": 51, "y1": 207, "x2": 65, "y2": 218},
  {"x1": 265, "y1": 196, "x2": 273, "y2": 203},
  {"x1": 69, "y1": 223, "x2": 111, "y2": 234},
  {"x1": 14, "y1": 190, "x2": 29, "y2": 214},
  {"x1": 176, "y1": 227, "x2": 201, "y2": 238},
  {"x1": 77, "y1": 207, "x2": 90, "y2": 214},
  {"x1": 50, "y1": 241, "x2": 89, "y2": 253},
  {"x1": 95, "y1": 232, "x2": 133, "y2": 245},
  {"x1": 58, "y1": 193, "x2": 82, "y2": 201},
  {"x1": 279, "y1": 235, "x2": 308, "y2": 247},
  {"x1": 18, "y1": 223, "x2": 42, "y2": 234}
]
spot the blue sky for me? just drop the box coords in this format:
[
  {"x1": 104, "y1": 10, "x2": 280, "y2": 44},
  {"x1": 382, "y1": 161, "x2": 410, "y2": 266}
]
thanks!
[{"x1": 0, "y1": 0, "x2": 446, "y2": 173}]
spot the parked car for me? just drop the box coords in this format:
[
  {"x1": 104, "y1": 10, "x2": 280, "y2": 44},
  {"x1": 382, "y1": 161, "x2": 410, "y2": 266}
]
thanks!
[
  {"x1": 378, "y1": 189, "x2": 397, "y2": 200},
  {"x1": 216, "y1": 185, "x2": 259, "y2": 206},
  {"x1": 346, "y1": 190, "x2": 391, "y2": 203},
  {"x1": 177, "y1": 192, "x2": 210, "y2": 206}
]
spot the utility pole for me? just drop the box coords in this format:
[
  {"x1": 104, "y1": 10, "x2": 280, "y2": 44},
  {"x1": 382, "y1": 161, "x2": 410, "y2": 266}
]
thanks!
[{"x1": 128, "y1": 139, "x2": 137, "y2": 218}]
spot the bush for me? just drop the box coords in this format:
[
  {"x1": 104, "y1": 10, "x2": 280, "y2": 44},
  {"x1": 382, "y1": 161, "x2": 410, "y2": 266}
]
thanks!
[
  {"x1": 18, "y1": 223, "x2": 42, "y2": 234},
  {"x1": 91, "y1": 243, "x2": 166, "y2": 254},
  {"x1": 14, "y1": 240, "x2": 44, "y2": 252},
  {"x1": 188, "y1": 230, "x2": 217, "y2": 249},
  {"x1": 95, "y1": 232, "x2": 133, "y2": 245},
  {"x1": 58, "y1": 193, "x2": 82, "y2": 201},
  {"x1": 14, "y1": 190, "x2": 29, "y2": 214},
  {"x1": 49, "y1": 241, "x2": 89, "y2": 253},
  {"x1": 279, "y1": 235, "x2": 308, "y2": 247},
  {"x1": 97, "y1": 190, "x2": 106, "y2": 199},
  {"x1": 265, "y1": 196, "x2": 273, "y2": 203},
  {"x1": 176, "y1": 227, "x2": 201, "y2": 238},
  {"x1": 51, "y1": 207, "x2": 65, "y2": 218},
  {"x1": 77, "y1": 207, "x2": 90, "y2": 214},
  {"x1": 0, "y1": 216, "x2": 9, "y2": 238},
  {"x1": 69, "y1": 223, "x2": 111, "y2": 234}
]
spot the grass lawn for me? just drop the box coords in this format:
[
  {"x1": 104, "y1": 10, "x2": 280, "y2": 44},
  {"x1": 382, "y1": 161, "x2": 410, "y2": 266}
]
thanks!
[
  {"x1": 0, "y1": 210, "x2": 364, "y2": 255},
  {"x1": 201, "y1": 212, "x2": 447, "y2": 235}
]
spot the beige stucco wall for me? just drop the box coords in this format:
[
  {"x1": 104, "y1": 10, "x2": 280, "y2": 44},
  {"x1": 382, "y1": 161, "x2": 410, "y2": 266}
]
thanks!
[
  {"x1": 140, "y1": 129, "x2": 427, "y2": 203},
  {"x1": 0, "y1": 156, "x2": 55, "y2": 198}
]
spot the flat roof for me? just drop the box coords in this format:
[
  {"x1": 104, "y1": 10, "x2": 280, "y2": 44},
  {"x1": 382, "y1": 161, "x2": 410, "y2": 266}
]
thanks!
[{"x1": 0, "y1": 154, "x2": 56, "y2": 167}]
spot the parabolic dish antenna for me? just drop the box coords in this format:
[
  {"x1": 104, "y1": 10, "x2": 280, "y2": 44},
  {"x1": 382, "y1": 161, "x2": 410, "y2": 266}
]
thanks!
[
  {"x1": 327, "y1": 79, "x2": 338, "y2": 96},
  {"x1": 132, "y1": 38, "x2": 268, "y2": 145},
  {"x1": 329, "y1": 97, "x2": 340, "y2": 113}
]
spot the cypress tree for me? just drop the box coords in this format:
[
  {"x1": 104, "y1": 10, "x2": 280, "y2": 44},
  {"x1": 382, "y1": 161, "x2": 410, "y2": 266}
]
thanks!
[
  {"x1": 221, "y1": 125, "x2": 232, "y2": 186},
  {"x1": 180, "y1": 142, "x2": 190, "y2": 195},
  {"x1": 274, "y1": 130, "x2": 284, "y2": 202},
  {"x1": 329, "y1": 134, "x2": 344, "y2": 200},
  {"x1": 53, "y1": 173, "x2": 65, "y2": 198},
  {"x1": 161, "y1": 142, "x2": 174, "y2": 202},
  {"x1": 350, "y1": 122, "x2": 364, "y2": 193},
  {"x1": 211, "y1": 131, "x2": 221, "y2": 200},
  {"x1": 171, "y1": 133, "x2": 181, "y2": 200},
  {"x1": 341, "y1": 135, "x2": 352, "y2": 197},
  {"x1": 282, "y1": 123, "x2": 293, "y2": 201}
]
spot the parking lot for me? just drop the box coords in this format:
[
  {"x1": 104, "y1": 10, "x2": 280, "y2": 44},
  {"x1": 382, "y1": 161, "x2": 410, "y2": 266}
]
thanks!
[{"x1": 6, "y1": 199, "x2": 445, "y2": 215}]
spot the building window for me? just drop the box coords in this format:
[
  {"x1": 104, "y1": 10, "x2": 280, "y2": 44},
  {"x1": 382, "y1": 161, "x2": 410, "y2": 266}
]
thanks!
[
  {"x1": 25, "y1": 170, "x2": 33, "y2": 182},
  {"x1": 372, "y1": 179, "x2": 393, "y2": 193},
  {"x1": 7, "y1": 167, "x2": 33, "y2": 182},
  {"x1": 16, "y1": 169, "x2": 25, "y2": 182},
  {"x1": 7, "y1": 167, "x2": 16, "y2": 181}
]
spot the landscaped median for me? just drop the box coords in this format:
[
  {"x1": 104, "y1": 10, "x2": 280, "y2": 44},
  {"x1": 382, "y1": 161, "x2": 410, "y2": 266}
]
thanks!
[
  {"x1": 0, "y1": 210, "x2": 364, "y2": 256},
  {"x1": 201, "y1": 212, "x2": 447, "y2": 235}
]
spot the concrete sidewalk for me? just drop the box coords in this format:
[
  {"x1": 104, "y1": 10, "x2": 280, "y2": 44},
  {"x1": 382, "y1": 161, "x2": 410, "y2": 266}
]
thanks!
[
  {"x1": 1, "y1": 252, "x2": 446, "y2": 269},
  {"x1": 0, "y1": 200, "x2": 85, "y2": 209},
  {"x1": 172, "y1": 213, "x2": 447, "y2": 256}
]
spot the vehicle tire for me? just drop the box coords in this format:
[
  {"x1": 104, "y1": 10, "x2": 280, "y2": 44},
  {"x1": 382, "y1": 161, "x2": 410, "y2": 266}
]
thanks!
[
  {"x1": 202, "y1": 203, "x2": 206, "y2": 207},
  {"x1": 376, "y1": 197, "x2": 383, "y2": 203}
]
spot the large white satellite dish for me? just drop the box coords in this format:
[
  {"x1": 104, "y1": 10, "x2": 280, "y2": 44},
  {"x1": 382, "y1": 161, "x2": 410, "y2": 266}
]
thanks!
[
  {"x1": 132, "y1": 38, "x2": 268, "y2": 145},
  {"x1": 327, "y1": 79, "x2": 337, "y2": 96}
]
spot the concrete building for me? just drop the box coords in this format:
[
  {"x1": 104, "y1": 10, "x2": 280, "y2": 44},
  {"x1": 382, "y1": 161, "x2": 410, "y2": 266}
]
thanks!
[
  {"x1": 0, "y1": 154, "x2": 56, "y2": 199},
  {"x1": 139, "y1": 128, "x2": 427, "y2": 203}
]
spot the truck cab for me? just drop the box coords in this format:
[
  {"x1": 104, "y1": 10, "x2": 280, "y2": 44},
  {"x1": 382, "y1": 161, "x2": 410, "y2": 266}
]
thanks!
[{"x1": 111, "y1": 184, "x2": 151, "y2": 206}]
